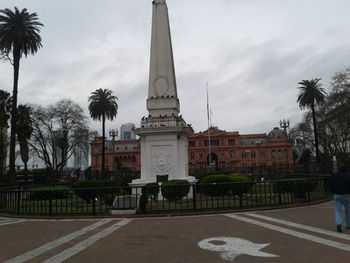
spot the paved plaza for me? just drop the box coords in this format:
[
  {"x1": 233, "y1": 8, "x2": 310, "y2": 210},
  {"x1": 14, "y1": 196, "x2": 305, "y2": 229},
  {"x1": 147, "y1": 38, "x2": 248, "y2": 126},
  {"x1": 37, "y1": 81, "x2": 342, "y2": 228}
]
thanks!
[{"x1": 1, "y1": 201, "x2": 350, "y2": 262}]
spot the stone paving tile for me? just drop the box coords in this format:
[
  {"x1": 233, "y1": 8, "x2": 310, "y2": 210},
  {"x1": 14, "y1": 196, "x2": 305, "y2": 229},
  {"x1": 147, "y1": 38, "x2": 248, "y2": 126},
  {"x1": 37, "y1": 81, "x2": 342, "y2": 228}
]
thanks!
[
  {"x1": 1, "y1": 202, "x2": 350, "y2": 263},
  {"x1": 0, "y1": 220, "x2": 96, "y2": 262}
]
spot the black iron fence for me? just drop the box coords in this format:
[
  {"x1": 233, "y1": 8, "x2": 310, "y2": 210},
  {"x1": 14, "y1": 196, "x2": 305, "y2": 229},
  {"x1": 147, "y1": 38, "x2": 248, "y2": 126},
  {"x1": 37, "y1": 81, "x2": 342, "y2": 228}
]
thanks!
[{"x1": 0, "y1": 177, "x2": 330, "y2": 216}]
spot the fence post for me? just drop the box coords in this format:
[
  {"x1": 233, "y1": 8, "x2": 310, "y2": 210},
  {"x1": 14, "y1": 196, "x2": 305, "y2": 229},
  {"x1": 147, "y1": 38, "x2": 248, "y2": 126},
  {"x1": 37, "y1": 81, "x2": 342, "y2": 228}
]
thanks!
[
  {"x1": 16, "y1": 190, "x2": 21, "y2": 215},
  {"x1": 49, "y1": 190, "x2": 53, "y2": 216},
  {"x1": 192, "y1": 184, "x2": 197, "y2": 212},
  {"x1": 239, "y1": 183, "x2": 243, "y2": 209},
  {"x1": 278, "y1": 189, "x2": 283, "y2": 205},
  {"x1": 92, "y1": 188, "x2": 96, "y2": 216}
]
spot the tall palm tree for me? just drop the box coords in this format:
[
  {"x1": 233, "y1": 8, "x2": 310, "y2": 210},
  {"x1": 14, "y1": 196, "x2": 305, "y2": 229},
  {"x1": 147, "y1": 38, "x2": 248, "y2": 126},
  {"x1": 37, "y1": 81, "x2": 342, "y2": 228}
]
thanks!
[
  {"x1": 88, "y1": 89, "x2": 118, "y2": 178},
  {"x1": 297, "y1": 78, "x2": 327, "y2": 164},
  {"x1": 0, "y1": 7, "x2": 43, "y2": 184},
  {"x1": 16, "y1": 105, "x2": 32, "y2": 182},
  {"x1": 0, "y1": 90, "x2": 11, "y2": 180}
]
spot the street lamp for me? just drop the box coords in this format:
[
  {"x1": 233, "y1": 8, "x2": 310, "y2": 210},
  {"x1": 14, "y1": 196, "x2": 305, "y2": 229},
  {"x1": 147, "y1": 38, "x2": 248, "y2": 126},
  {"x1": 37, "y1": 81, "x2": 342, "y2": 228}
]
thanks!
[
  {"x1": 109, "y1": 129, "x2": 118, "y2": 141},
  {"x1": 280, "y1": 119, "x2": 290, "y2": 136}
]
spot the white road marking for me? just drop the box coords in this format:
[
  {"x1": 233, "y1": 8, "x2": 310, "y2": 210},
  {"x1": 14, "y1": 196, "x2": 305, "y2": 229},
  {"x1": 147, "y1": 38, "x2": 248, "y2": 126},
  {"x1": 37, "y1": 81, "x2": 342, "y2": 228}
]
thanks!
[
  {"x1": 246, "y1": 213, "x2": 350, "y2": 241},
  {"x1": 0, "y1": 219, "x2": 26, "y2": 226},
  {"x1": 42, "y1": 219, "x2": 132, "y2": 263},
  {"x1": 226, "y1": 214, "x2": 350, "y2": 253},
  {"x1": 198, "y1": 237, "x2": 278, "y2": 261},
  {"x1": 3, "y1": 219, "x2": 112, "y2": 263}
]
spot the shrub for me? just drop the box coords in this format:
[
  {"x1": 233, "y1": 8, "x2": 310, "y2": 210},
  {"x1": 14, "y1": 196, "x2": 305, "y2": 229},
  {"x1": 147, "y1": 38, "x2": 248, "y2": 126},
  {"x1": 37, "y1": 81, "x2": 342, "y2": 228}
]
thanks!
[
  {"x1": 73, "y1": 180, "x2": 100, "y2": 203},
  {"x1": 229, "y1": 174, "x2": 254, "y2": 196},
  {"x1": 96, "y1": 180, "x2": 120, "y2": 206},
  {"x1": 142, "y1": 183, "x2": 160, "y2": 200},
  {"x1": 273, "y1": 179, "x2": 316, "y2": 199},
  {"x1": 116, "y1": 174, "x2": 139, "y2": 194},
  {"x1": 161, "y1": 180, "x2": 190, "y2": 202},
  {"x1": 118, "y1": 174, "x2": 140, "y2": 187},
  {"x1": 200, "y1": 174, "x2": 235, "y2": 196},
  {"x1": 73, "y1": 180, "x2": 121, "y2": 205},
  {"x1": 200, "y1": 174, "x2": 254, "y2": 197},
  {"x1": 28, "y1": 186, "x2": 68, "y2": 200}
]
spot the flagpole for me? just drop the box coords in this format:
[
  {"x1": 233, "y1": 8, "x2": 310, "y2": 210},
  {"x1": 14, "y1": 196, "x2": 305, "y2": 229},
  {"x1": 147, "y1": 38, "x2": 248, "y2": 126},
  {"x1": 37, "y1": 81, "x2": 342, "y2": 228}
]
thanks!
[{"x1": 206, "y1": 81, "x2": 212, "y2": 167}]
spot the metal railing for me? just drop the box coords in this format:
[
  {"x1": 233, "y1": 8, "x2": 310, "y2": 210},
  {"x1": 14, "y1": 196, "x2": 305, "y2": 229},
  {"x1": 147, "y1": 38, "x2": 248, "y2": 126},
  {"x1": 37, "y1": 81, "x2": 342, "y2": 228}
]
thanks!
[{"x1": 0, "y1": 177, "x2": 330, "y2": 216}]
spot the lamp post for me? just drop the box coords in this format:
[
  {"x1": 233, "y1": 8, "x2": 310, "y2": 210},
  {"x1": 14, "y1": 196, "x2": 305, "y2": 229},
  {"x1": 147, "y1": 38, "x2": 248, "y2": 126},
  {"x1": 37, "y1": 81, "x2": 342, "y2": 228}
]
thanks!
[
  {"x1": 279, "y1": 119, "x2": 290, "y2": 133},
  {"x1": 109, "y1": 129, "x2": 118, "y2": 142},
  {"x1": 109, "y1": 129, "x2": 118, "y2": 153}
]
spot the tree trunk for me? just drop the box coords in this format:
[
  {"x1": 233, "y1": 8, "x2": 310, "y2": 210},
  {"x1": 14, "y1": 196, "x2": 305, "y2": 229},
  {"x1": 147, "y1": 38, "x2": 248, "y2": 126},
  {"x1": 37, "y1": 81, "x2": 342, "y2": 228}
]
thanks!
[
  {"x1": 311, "y1": 103, "x2": 320, "y2": 165},
  {"x1": 101, "y1": 114, "x2": 105, "y2": 180},
  {"x1": 9, "y1": 48, "x2": 21, "y2": 185}
]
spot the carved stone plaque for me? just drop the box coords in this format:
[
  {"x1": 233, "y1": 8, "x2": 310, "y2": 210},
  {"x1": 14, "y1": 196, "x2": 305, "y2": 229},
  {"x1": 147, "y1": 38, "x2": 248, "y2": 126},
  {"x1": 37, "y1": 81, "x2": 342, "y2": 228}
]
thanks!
[{"x1": 152, "y1": 151, "x2": 172, "y2": 175}]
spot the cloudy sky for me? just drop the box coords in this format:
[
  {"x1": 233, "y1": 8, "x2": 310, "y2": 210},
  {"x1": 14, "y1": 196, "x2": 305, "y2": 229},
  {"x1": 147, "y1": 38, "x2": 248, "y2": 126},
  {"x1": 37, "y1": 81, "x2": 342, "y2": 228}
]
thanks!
[{"x1": 1, "y1": 0, "x2": 350, "y2": 137}]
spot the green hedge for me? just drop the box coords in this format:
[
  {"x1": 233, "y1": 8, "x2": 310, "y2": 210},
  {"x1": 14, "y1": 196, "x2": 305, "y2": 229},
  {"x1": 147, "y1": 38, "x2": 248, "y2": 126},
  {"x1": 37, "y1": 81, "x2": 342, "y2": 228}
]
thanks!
[
  {"x1": 200, "y1": 174, "x2": 235, "y2": 196},
  {"x1": 139, "y1": 183, "x2": 160, "y2": 211},
  {"x1": 161, "y1": 180, "x2": 190, "y2": 202},
  {"x1": 229, "y1": 174, "x2": 254, "y2": 196},
  {"x1": 142, "y1": 183, "x2": 160, "y2": 200},
  {"x1": 28, "y1": 186, "x2": 69, "y2": 200},
  {"x1": 199, "y1": 174, "x2": 254, "y2": 197},
  {"x1": 73, "y1": 181, "x2": 100, "y2": 203},
  {"x1": 273, "y1": 179, "x2": 316, "y2": 199}
]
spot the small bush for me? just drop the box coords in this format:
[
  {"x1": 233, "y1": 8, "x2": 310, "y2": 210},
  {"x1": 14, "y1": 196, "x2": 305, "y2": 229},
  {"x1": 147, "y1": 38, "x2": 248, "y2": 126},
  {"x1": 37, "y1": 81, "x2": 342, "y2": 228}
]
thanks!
[
  {"x1": 229, "y1": 174, "x2": 254, "y2": 196},
  {"x1": 96, "y1": 180, "x2": 120, "y2": 206},
  {"x1": 161, "y1": 180, "x2": 190, "y2": 202},
  {"x1": 200, "y1": 174, "x2": 235, "y2": 196},
  {"x1": 273, "y1": 179, "x2": 316, "y2": 199},
  {"x1": 28, "y1": 186, "x2": 68, "y2": 200},
  {"x1": 73, "y1": 180, "x2": 100, "y2": 203},
  {"x1": 142, "y1": 183, "x2": 160, "y2": 200},
  {"x1": 118, "y1": 174, "x2": 140, "y2": 187},
  {"x1": 200, "y1": 174, "x2": 254, "y2": 197}
]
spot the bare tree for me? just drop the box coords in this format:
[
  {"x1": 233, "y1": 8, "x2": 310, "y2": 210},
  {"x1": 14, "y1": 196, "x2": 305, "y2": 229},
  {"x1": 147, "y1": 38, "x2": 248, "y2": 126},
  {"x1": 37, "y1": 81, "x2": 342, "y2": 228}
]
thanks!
[{"x1": 29, "y1": 99, "x2": 88, "y2": 180}]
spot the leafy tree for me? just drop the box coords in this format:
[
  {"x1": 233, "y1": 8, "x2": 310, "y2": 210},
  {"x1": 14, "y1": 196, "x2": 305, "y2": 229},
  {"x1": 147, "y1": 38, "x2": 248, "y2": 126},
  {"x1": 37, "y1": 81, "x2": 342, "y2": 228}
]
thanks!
[
  {"x1": 297, "y1": 78, "x2": 327, "y2": 164},
  {"x1": 88, "y1": 89, "x2": 118, "y2": 179},
  {"x1": 29, "y1": 99, "x2": 88, "y2": 180},
  {"x1": 0, "y1": 7, "x2": 43, "y2": 184},
  {"x1": 16, "y1": 105, "x2": 32, "y2": 180},
  {"x1": 0, "y1": 90, "x2": 11, "y2": 180}
]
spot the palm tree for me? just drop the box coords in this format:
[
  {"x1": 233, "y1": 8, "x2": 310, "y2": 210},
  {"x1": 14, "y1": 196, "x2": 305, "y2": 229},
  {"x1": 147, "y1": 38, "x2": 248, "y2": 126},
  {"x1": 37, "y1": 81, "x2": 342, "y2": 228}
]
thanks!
[
  {"x1": 16, "y1": 105, "x2": 32, "y2": 182},
  {"x1": 297, "y1": 78, "x2": 327, "y2": 164},
  {"x1": 0, "y1": 7, "x2": 43, "y2": 184},
  {"x1": 0, "y1": 90, "x2": 11, "y2": 180},
  {"x1": 88, "y1": 89, "x2": 118, "y2": 178}
]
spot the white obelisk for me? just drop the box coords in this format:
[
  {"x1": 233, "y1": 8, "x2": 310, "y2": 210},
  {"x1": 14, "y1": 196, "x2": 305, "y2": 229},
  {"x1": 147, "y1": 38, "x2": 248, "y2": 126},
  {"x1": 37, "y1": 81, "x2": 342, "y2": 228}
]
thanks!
[{"x1": 131, "y1": 0, "x2": 196, "y2": 186}]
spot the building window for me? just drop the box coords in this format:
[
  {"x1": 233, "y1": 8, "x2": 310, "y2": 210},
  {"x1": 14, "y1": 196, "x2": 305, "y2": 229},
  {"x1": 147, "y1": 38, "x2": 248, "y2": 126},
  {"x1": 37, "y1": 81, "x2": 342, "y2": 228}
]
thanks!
[
  {"x1": 242, "y1": 151, "x2": 249, "y2": 158},
  {"x1": 199, "y1": 153, "x2": 203, "y2": 160},
  {"x1": 230, "y1": 152, "x2": 235, "y2": 160},
  {"x1": 260, "y1": 151, "x2": 266, "y2": 158},
  {"x1": 221, "y1": 153, "x2": 225, "y2": 160},
  {"x1": 190, "y1": 152, "x2": 195, "y2": 161},
  {"x1": 189, "y1": 141, "x2": 195, "y2": 147},
  {"x1": 251, "y1": 152, "x2": 256, "y2": 158},
  {"x1": 204, "y1": 139, "x2": 219, "y2": 146},
  {"x1": 278, "y1": 150, "x2": 282, "y2": 158},
  {"x1": 272, "y1": 150, "x2": 276, "y2": 159},
  {"x1": 228, "y1": 139, "x2": 235, "y2": 145}
]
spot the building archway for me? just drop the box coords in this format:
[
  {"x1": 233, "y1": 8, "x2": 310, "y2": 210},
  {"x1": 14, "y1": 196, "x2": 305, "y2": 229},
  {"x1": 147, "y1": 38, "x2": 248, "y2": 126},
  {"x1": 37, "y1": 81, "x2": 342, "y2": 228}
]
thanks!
[{"x1": 207, "y1": 153, "x2": 218, "y2": 168}]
